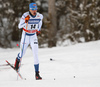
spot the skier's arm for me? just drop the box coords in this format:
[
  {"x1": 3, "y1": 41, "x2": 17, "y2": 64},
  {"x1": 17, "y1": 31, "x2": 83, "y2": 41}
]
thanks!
[
  {"x1": 36, "y1": 21, "x2": 42, "y2": 36},
  {"x1": 18, "y1": 14, "x2": 26, "y2": 29},
  {"x1": 38, "y1": 14, "x2": 43, "y2": 31},
  {"x1": 36, "y1": 14, "x2": 43, "y2": 36}
]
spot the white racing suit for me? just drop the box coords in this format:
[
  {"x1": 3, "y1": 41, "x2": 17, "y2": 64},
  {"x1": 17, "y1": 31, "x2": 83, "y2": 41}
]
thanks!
[{"x1": 17, "y1": 11, "x2": 43, "y2": 72}]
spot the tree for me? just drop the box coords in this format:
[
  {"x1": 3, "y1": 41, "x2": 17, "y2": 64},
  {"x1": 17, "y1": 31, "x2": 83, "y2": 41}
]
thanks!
[{"x1": 48, "y1": 0, "x2": 57, "y2": 47}]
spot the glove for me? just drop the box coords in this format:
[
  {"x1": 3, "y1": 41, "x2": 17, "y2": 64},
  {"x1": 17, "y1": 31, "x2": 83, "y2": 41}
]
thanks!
[
  {"x1": 36, "y1": 31, "x2": 40, "y2": 36},
  {"x1": 25, "y1": 15, "x2": 30, "y2": 23}
]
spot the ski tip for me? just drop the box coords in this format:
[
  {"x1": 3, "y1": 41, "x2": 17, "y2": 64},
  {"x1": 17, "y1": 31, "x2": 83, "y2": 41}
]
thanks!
[{"x1": 5, "y1": 60, "x2": 8, "y2": 62}]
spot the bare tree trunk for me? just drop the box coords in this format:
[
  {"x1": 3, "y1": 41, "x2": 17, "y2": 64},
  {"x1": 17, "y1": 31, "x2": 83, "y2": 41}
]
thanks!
[
  {"x1": 48, "y1": 0, "x2": 57, "y2": 47},
  {"x1": 83, "y1": 0, "x2": 89, "y2": 42}
]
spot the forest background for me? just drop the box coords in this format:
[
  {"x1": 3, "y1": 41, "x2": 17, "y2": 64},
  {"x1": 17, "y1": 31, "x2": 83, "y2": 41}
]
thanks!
[{"x1": 0, "y1": 0, "x2": 100, "y2": 48}]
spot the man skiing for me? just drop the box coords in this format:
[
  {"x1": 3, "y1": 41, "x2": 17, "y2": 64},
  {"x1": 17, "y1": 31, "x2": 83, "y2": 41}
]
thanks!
[{"x1": 14, "y1": 3, "x2": 43, "y2": 80}]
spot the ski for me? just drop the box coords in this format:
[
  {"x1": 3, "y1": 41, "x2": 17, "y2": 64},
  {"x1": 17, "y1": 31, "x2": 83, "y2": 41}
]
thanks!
[{"x1": 5, "y1": 60, "x2": 26, "y2": 80}]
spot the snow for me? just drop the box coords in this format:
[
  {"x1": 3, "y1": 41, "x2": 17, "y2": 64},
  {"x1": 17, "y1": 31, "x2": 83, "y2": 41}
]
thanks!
[
  {"x1": 0, "y1": 40, "x2": 100, "y2": 87},
  {"x1": 79, "y1": 3, "x2": 83, "y2": 11},
  {"x1": 86, "y1": 4, "x2": 92, "y2": 8}
]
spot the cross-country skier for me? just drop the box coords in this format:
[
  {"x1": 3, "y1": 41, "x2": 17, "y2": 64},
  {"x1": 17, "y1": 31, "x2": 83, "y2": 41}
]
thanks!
[{"x1": 14, "y1": 3, "x2": 43, "y2": 80}]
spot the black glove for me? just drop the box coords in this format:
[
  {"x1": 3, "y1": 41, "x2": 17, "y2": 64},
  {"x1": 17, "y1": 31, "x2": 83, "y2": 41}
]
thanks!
[{"x1": 36, "y1": 31, "x2": 40, "y2": 36}]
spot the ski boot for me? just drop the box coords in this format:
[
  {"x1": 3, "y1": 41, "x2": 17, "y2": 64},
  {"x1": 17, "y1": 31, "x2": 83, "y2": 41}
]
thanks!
[
  {"x1": 35, "y1": 71, "x2": 42, "y2": 80},
  {"x1": 14, "y1": 58, "x2": 20, "y2": 71}
]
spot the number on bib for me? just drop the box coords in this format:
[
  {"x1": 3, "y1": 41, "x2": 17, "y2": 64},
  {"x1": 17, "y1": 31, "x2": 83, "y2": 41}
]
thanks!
[{"x1": 31, "y1": 24, "x2": 36, "y2": 29}]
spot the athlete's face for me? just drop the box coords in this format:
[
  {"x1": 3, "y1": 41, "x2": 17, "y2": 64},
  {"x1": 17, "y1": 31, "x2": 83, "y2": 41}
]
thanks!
[{"x1": 30, "y1": 10, "x2": 37, "y2": 16}]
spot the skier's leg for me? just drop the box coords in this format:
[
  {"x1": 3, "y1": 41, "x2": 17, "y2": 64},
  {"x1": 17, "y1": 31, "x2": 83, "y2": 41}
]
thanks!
[
  {"x1": 14, "y1": 34, "x2": 29, "y2": 70},
  {"x1": 30, "y1": 35, "x2": 42, "y2": 80}
]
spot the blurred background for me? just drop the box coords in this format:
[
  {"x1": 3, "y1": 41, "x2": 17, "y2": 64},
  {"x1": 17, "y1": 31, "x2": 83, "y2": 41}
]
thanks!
[{"x1": 0, "y1": 0, "x2": 100, "y2": 48}]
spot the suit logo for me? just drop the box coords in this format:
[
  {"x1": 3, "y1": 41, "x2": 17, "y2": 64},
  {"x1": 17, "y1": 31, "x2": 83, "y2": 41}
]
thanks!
[
  {"x1": 33, "y1": 4, "x2": 36, "y2": 6},
  {"x1": 34, "y1": 42, "x2": 38, "y2": 44}
]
